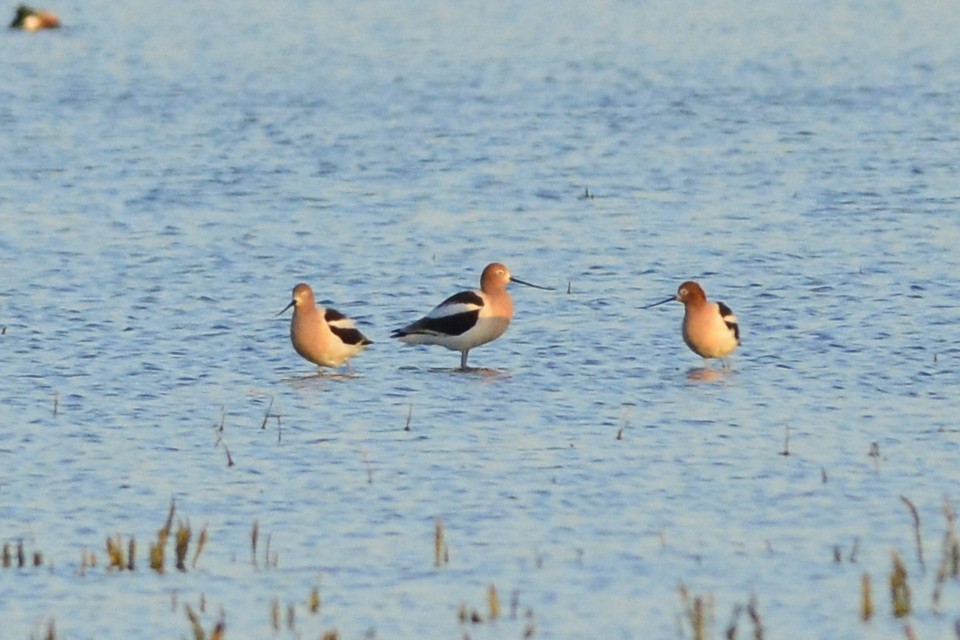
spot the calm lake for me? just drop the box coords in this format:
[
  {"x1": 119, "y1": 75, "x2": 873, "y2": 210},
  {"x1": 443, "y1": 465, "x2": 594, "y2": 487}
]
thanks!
[{"x1": 2, "y1": 0, "x2": 959, "y2": 638}]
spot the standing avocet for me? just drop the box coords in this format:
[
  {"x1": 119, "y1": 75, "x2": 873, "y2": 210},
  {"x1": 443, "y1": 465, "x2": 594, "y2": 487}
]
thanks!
[
  {"x1": 278, "y1": 283, "x2": 372, "y2": 371},
  {"x1": 391, "y1": 262, "x2": 551, "y2": 370},
  {"x1": 644, "y1": 281, "x2": 740, "y2": 366}
]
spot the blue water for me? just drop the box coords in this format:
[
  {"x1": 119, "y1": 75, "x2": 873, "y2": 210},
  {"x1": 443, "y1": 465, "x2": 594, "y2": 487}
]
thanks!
[{"x1": 3, "y1": 0, "x2": 960, "y2": 638}]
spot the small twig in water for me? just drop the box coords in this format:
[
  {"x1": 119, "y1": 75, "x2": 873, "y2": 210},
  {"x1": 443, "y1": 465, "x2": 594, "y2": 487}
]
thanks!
[
  {"x1": 779, "y1": 425, "x2": 790, "y2": 456},
  {"x1": 868, "y1": 442, "x2": 881, "y2": 473},
  {"x1": 616, "y1": 406, "x2": 630, "y2": 441},
  {"x1": 361, "y1": 449, "x2": 373, "y2": 484},
  {"x1": 260, "y1": 397, "x2": 283, "y2": 439},
  {"x1": 251, "y1": 521, "x2": 259, "y2": 568},
  {"x1": 261, "y1": 397, "x2": 274, "y2": 430}
]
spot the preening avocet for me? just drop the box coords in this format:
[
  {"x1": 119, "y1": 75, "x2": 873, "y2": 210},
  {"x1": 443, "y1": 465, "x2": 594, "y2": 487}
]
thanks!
[
  {"x1": 278, "y1": 283, "x2": 372, "y2": 370},
  {"x1": 644, "y1": 280, "x2": 740, "y2": 366},
  {"x1": 9, "y1": 4, "x2": 61, "y2": 30},
  {"x1": 391, "y1": 262, "x2": 551, "y2": 370}
]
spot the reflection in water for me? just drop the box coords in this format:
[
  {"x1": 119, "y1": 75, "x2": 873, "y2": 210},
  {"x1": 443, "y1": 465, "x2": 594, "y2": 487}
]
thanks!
[
  {"x1": 396, "y1": 365, "x2": 511, "y2": 379},
  {"x1": 283, "y1": 371, "x2": 365, "y2": 386},
  {"x1": 429, "y1": 366, "x2": 510, "y2": 379},
  {"x1": 685, "y1": 367, "x2": 734, "y2": 382}
]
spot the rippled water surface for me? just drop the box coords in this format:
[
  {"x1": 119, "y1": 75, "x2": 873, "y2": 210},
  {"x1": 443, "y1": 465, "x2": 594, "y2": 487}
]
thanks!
[{"x1": 3, "y1": 0, "x2": 960, "y2": 638}]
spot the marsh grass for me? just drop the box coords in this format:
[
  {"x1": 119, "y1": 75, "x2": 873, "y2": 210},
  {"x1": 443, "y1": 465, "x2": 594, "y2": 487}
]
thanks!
[
  {"x1": 250, "y1": 520, "x2": 278, "y2": 569},
  {"x1": 856, "y1": 496, "x2": 960, "y2": 627},
  {"x1": 434, "y1": 519, "x2": 449, "y2": 568},
  {"x1": 309, "y1": 585, "x2": 321, "y2": 614},
  {"x1": 457, "y1": 584, "x2": 516, "y2": 637},
  {"x1": 3, "y1": 540, "x2": 43, "y2": 570},
  {"x1": 270, "y1": 597, "x2": 281, "y2": 632},
  {"x1": 9, "y1": 489, "x2": 956, "y2": 638},
  {"x1": 175, "y1": 520, "x2": 192, "y2": 571},
  {"x1": 193, "y1": 527, "x2": 208, "y2": 570},
  {"x1": 860, "y1": 572, "x2": 873, "y2": 621},
  {"x1": 185, "y1": 603, "x2": 225, "y2": 640},
  {"x1": 95, "y1": 501, "x2": 208, "y2": 574},
  {"x1": 265, "y1": 585, "x2": 326, "y2": 637},
  {"x1": 834, "y1": 537, "x2": 861, "y2": 564},
  {"x1": 900, "y1": 496, "x2": 925, "y2": 571},
  {"x1": 677, "y1": 583, "x2": 713, "y2": 640},
  {"x1": 932, "y1": 498, "x2": 960, "y2": 613},
  {"x1": 106, "y1": 534, "x2": 133, "y2": 571},
  {"x1": 677, "y1": 584, "x2": 764, "y2": 640},
  {"x1": 890, "y1": 551, "x2": 912, "y2": 618},
  {"x1": 78, "y1": 548, "x2": 96, "y2": 576},
  {"x1": 487, "y1": 584, "x2": 500, "y2": 620},
  {"x1": 28, "y1": 618, "x2": 57, "y2": 640}
]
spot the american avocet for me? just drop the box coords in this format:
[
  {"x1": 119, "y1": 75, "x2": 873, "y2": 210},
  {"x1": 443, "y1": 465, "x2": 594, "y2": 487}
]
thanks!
[
  {"x1": 391, "y1": 262, "x2": 551, "y2": 370},
  {"x1": 9, "y1": 4, "x2": 61, "y2": 30},
  {"x1": 644, "y1": 280, "x2": 740, "y2": 366},
  {"x1": 278, "y1": 283, "x2": 372, "y2": 370}
]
